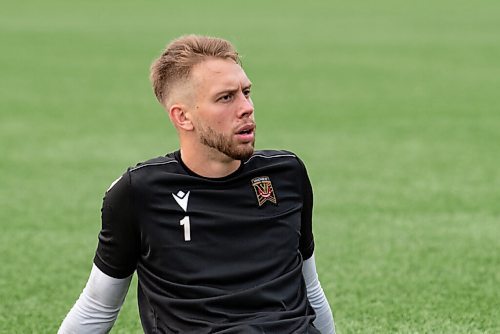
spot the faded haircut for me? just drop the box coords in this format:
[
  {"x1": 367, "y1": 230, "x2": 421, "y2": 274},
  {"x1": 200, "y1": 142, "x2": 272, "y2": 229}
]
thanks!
[{"x1": 150, "y1": 35, "x2": 241, "y2": 106}]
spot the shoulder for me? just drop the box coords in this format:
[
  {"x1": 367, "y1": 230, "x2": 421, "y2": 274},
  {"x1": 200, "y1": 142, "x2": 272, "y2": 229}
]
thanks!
[
  {"x1": 129, "y1": 153, "x2": 180, "y2": 174},
  {"x1": 245, "y1": 149, "x2": 298, "y2": 164},
  {"x1": 127, "y1": 153, "x2": 185, "y2": 193},
  {"x1": 105, "y1": 153, "x2": 182, "y2": 193},
  {"x1": 245, "y1": 149, "x2": 306, "y2": 171}
]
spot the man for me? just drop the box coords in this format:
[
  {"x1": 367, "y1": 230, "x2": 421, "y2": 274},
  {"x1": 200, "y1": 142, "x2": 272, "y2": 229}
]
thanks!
[{"x1": 59, "y1": 35, "x2": 335, "y2": 334}]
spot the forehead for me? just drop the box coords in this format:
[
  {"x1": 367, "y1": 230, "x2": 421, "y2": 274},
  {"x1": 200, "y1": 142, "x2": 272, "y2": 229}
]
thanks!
[{"x1": 190, "y1": 58, "x2": 251, "y2": 94}]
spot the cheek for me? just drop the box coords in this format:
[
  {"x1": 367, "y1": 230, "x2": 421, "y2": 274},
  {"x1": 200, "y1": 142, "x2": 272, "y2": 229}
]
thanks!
[
  {"x1": 213, "y1": 115, "x2": 231, "y2": 128},
  {"x1": 196, "y1": 105, "x2": 233, "y2": 131}
]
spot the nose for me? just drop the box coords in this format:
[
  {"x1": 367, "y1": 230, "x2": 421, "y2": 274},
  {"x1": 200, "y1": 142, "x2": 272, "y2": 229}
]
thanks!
[{"x1": 237, "y1": 93, "x2": 254, "y2": 119}]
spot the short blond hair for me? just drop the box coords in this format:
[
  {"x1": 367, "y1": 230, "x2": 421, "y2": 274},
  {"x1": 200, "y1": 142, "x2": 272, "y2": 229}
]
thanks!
[{"x1": 150, "y1": 35, "x2": 241, "y2": 105}]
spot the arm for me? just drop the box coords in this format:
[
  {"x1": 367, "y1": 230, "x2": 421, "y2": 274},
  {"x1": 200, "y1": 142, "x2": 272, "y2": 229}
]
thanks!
[
  {"x1": 58, "y1": 264, "x2": 132, "y2": 334},
  {"x1": 60, "y1": 172, "x2": 139, "y2": 333},
  {"x1": 302, "y1": 253, "x2": 336, "y2": 334},
  {"x1": 295, "y1": 156, "x2": 336, "y2": 333}
]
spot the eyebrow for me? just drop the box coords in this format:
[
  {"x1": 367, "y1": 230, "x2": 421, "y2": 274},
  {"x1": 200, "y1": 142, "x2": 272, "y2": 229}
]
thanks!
[{"x1": 214, "y1": 83, "x2": 252, "y2": 97}]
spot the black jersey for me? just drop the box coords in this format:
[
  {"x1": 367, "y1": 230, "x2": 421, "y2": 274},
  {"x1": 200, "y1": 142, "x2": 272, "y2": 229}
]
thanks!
[{"x1": 94, "y1": 150, "x2": 317, "y2": 334}]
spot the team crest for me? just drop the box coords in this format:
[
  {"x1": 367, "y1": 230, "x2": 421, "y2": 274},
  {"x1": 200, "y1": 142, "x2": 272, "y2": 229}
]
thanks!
[{"x1": 251, "y1": 176, "x2": 277, "y2": 206}]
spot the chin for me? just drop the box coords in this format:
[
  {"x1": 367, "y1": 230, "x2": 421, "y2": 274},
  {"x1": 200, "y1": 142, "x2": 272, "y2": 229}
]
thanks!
[{"x1": 229, "y1": 144, "x2": 254, "y2": 161}]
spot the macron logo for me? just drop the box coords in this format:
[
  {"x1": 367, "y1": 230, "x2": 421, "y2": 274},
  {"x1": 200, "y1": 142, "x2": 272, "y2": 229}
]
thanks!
[{"x1": 172, "y1": 190, "x2": 190, "y2": 212}]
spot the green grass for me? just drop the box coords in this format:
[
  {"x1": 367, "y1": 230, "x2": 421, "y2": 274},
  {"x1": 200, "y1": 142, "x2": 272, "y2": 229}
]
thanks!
[{"x1": 1, "y1": 0, "x2": 499, "y2": 333}]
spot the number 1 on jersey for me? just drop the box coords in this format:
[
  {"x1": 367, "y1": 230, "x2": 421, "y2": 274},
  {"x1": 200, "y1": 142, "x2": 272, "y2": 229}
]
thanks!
[{"x1": 180, "y1": 216, "x2": 191, "y2": 241}]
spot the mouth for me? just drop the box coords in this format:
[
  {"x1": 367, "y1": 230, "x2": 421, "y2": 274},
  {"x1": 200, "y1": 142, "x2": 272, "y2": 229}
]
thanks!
[
  {"x1": 235, "y1": 123, "x2": 256, "y2": 142},
  {"x1": 236, "y1": 123, "x2": 255, "y2": 135},
  {"x1": 237, "y1": 129, "x2": 253, "y2": 135}
]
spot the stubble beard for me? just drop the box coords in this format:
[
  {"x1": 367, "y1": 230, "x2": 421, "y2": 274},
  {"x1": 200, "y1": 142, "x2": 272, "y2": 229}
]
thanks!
[{"x1": 199, "y1": 126, "x2": 255, "y2": 161}]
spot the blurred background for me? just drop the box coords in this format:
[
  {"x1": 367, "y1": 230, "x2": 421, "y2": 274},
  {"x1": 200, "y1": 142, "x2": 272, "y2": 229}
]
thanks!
[{"x1": 1, "y1": 0, "x2": 499, "y2": 332}]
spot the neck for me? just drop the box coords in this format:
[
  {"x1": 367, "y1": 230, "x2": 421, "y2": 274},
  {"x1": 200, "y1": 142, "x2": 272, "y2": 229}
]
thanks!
[{"x1": 179, "y1": 147, "x2": 241, "y2": 178}]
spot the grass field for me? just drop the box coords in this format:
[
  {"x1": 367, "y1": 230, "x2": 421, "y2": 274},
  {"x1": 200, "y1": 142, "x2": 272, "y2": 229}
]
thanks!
[{"x1": 1, "y1": 0, "x2": 499, "y2": 333}]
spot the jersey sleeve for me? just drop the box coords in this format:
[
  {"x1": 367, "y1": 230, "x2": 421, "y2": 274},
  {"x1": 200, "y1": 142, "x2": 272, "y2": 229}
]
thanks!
[
  {"x1": 297, "y1": 157, "x2": 315, "y2": 260},
  {"x1": 93, "y1": 170, "x2": 139, "y2": 279}
]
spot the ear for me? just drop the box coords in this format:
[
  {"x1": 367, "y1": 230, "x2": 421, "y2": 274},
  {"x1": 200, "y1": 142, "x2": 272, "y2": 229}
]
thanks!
[{"x1": 169, "y1": 104, "x2": 194, "y2": 131}]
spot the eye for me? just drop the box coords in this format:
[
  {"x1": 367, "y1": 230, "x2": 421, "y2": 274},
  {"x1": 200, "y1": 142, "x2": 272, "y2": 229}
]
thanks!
[
  {"x1": 243, "y1": 89, "x2": 251, "y2": 98},
  {"x1": 218, "y1": 94, "x2": 233, "y2": 102}
]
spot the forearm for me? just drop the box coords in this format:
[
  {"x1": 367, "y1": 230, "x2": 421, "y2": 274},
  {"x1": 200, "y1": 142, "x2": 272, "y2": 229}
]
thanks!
[
  {"x1": 58, "y1": 264, "x2": 132, "y2": 334},
  {"x1": 302, "y1": 253, "x2": 336, "y2": 334}
]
